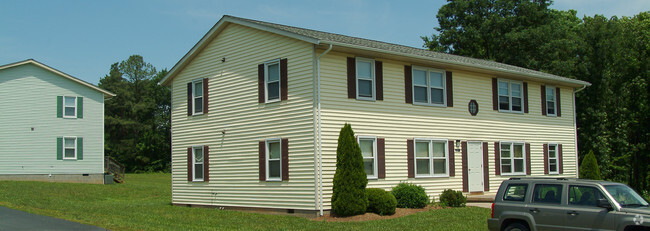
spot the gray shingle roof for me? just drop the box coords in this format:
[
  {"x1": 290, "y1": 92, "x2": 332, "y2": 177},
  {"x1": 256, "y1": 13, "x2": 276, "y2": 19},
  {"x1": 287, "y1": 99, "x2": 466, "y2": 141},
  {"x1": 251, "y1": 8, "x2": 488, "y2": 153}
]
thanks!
[{"x1": 227, "y1": 15, "x2": 590, "y2": 87}]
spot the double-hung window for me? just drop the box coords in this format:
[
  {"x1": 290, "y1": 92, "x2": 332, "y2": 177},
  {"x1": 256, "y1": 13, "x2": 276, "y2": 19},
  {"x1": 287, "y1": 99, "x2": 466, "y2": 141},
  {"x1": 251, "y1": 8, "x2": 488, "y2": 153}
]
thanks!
[
  {"x1": 63, "y1": 137, "x2": 77, "y2": 159},
  {"x1": 356, "y1": 58, "x2": 375, "y2": 100},
  {"x1": 266, "y1": 139, "x2": 281, "y2": 181},
  {"x1": 546, "y1": 86, "x2": 556, "y2": 116},
  {"x1": 548, "y1": 144, "x2": 559, "y2": 174},
  {"x1": 498, "y1": 80, "x2": 523, "y2": 113},
  {"x1": 192, "y1": 79, "x2": 203, "y2": 115},
  {"x1": 265, "y1": 60, "x2": 281, "y2": 102},
  {"x1": 358, "y1": 136, "x2": 377, "y2": 179},
  {"x1": 413, "y1": 67, "x2": 445, "y2": 106},
  {"x1": 414, "y1": 139, "x2": 448, "y2": 177},
  {"x1": 192, "y1": 146, "x2": 204, "y2": 181},
  {"x1": 500, "y1": 142, "x2": 526, "y2": 175},
  {"x1": 63, "y1": 96, "x2": 77, "y2": 118}
]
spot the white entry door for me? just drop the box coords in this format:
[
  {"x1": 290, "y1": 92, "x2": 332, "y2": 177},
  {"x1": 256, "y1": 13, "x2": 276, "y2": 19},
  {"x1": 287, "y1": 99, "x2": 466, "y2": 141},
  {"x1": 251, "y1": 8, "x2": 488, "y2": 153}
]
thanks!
[{"x1": 468, "y1": 142, "x2": 484, "y2": 192}]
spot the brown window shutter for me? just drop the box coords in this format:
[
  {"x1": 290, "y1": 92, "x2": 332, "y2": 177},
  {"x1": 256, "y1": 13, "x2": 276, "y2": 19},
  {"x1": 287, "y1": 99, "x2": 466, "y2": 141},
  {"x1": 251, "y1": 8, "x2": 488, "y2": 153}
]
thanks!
[
  {"x1": 492, "y1": 78, "x2": 498, "y2": 110},
  {"x1": 446, "y1": 71, "x2": 453, "y2": 107},
  {"x1": 448, "y1": 140, "x2": 455, "y2": 177},
  {"x1": 483, "y1": 142, "x2": 490, "y2": 191},
  {"x1": 258, "y1": 64, "x2": 265, "y2": 103},
  {"x1": 404, "y1": 66, "x2": 412, "y2": 104},
  {"x1": 525, "y1": 143, "x2": 531, "y2": 175},
  {"x1": 280, "y1": 59, "x2": 288, "y2": 101},
  {"x1": 377, "y1": 138, "x2": 386, "y2": 179},
  {"x1": 407, "y1": 139, "x2": 414, "y2": 178},
  {"x1": 376, "y1": 61, "x2": 383, "y2": 101},
  {"x1": 523, "y1": 82, "x2": 529, "y2": 113},
  {"x1": 259, "y1": 141, "x2": 265, "y2": 181},
  {"x1": 558, "y1": 144, "x2": 563, "y2": 174},
  {"x1": 187, "y1": 147, "x2": 192, "y2": 181},
  {"x1": 203, "y1": 78, "x2": 209, "y2": 114},
  {"x1": 187, "y1": 83, "x2": 192, "y2": 116},
  {"x1": 281, "y1": 138, "x2": 289, "y2": 181},
  {"x1": 541, "y1": 85, "x2": 547, "y2": 115},
  {"x1": 347, "y1": 57, "x2": 356, "y2": 99},
  {"x1": 556, "y1": 88, "x2": 561, "y2": 117},
  {"x1": 543, "y1": 144, "x2": 548, "y2": 174},
  {"x1": 203, "y1": 146, "x2": 209, "y2": 182},
  {"x1": 461, "y1": 141, "x2": 468, "y2": 192},
  {"x1": 494, "y1": 142, "x2": 501, "y2": 175}
]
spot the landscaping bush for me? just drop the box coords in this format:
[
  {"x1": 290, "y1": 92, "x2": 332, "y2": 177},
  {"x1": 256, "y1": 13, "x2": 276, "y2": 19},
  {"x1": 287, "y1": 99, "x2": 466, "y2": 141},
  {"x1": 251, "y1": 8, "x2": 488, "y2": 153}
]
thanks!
[
  {"x1": 366, "y1": 188, "x2": 397, "y2": 215},
  {"x1": 439, "y1": 189, "x2": 467, "y2": 207},
  {"x1": 580, "y1": 150, "x2": 602, "y2": 180},
  {"x1": 391, "y1": 183, "x2": 428, "y2": 208},
  {"x1": 331, "y1": 123, "x2": 368, "y2": 217}
]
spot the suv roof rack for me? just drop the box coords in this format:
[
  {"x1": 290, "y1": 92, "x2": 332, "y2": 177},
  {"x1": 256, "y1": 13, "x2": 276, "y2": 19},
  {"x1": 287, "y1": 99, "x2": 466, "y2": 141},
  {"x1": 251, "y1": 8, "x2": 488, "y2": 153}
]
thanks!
[{"x1": 509, "y1": 177, "x2": 571, "y2": 180}]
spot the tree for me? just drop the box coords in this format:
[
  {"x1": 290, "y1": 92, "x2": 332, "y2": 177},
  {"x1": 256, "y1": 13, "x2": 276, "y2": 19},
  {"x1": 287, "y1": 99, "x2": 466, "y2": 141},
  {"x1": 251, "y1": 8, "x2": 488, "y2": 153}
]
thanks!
[
  {"x1": 331, "y1": 123, "x2": 368, "y2": 216},
  {"x1": 580, "y1": 150, "x2": 601, "y2": 180}
]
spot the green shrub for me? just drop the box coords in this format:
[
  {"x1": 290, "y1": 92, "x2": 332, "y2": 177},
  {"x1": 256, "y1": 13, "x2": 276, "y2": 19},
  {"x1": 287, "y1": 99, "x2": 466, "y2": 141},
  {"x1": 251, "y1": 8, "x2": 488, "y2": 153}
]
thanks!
[
  {"x1": 580, "y1": 150, "x2": 602, "y2": 180},
  {"x1": 391, "y1": 183, "x2": 428, "y2": 208},
  {"x1": 366, "y1": 188, "x2": 397, "y2": 215},
  {"x1": 331, "y1": 123, "x2": 368, "y2": 217},
  {"x1": 439, "y1": 189, "x2": 467, "y2": 207}
]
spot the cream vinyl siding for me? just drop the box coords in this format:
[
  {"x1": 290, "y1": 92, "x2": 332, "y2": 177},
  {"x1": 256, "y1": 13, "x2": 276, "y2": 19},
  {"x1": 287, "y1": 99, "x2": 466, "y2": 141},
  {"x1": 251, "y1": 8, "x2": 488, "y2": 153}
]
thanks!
[
  {"x1": 169, "y1": 24, "x2": 316, "y2": 210},
  {"x1": 0, "y1": 64, "x2": 105, "y2": 175},
  {"x1": 317, "y1": 51, "x2": 577, "y2": 208}
]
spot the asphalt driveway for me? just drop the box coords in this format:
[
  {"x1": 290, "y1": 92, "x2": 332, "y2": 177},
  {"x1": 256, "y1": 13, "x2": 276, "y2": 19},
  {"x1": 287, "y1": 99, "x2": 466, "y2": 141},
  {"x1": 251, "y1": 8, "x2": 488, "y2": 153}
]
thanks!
[{"x1": 0, "y1": 206, "x2": 107, "y2": 231}]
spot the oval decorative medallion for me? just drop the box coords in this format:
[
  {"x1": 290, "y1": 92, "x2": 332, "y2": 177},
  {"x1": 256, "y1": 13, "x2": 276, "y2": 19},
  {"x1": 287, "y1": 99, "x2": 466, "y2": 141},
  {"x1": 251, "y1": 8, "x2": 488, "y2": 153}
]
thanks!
[{"x1": 468, "y1": 100, "x2": 479, "y2": 116}]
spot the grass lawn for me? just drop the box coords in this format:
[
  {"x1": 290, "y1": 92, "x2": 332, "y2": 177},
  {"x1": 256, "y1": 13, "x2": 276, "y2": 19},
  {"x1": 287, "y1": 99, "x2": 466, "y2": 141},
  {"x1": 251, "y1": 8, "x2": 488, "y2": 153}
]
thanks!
[{"x1": 0, "y1": 173, "x2": 490, "y2": 230}]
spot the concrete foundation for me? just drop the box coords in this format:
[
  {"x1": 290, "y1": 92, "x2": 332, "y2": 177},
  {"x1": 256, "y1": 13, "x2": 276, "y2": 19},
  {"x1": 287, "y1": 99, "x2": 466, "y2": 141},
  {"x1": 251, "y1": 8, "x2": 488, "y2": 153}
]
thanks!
[
  {"x1": 172, "y1": 203, "x2": 329, "y2": 218},
  {"x1": 0, "y1": 174, "x2": 104, "y2": 184}
]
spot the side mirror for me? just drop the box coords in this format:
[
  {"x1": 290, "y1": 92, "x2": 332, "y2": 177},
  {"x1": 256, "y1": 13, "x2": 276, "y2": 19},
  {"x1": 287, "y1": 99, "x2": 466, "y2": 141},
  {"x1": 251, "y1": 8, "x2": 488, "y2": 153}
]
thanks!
[{"x1": 597, "y1": 198, "x2": 613, "y2": 211}]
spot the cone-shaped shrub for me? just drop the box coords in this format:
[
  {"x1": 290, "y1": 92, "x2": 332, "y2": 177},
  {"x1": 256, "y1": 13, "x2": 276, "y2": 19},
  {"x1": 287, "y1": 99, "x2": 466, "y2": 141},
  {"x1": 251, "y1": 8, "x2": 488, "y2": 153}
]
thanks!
[
  {"x1": 580, "y1": 150, "x2": 601, "y2": 180},
  {"x1": 331, "y1": 123, "x2": 368, "y2": 216}
]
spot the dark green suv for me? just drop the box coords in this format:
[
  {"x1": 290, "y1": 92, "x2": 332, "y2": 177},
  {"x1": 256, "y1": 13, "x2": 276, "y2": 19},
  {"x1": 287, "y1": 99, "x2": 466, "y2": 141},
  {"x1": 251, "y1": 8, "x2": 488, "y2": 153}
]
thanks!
[{"x1": 488, "y1": 178, "x2": 649, "y2": 231}]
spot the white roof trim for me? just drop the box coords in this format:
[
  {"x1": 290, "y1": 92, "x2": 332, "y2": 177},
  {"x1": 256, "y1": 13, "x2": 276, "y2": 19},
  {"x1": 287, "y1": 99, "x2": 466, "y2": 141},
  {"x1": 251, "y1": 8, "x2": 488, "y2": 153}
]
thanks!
[{"x1": 0, "y1": 59, "x2": 116, "y2": 97}]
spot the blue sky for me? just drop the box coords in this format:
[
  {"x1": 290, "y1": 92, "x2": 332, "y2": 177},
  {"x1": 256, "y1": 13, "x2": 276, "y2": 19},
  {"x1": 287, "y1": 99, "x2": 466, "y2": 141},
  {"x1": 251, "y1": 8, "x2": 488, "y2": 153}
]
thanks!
[{"x1": 1, "y1": 0, "x2": 648, "y2": 85}]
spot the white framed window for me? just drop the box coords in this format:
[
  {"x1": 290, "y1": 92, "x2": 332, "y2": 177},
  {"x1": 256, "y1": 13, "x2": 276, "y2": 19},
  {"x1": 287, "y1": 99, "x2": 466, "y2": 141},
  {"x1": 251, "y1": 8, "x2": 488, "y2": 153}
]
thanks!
[
  {"x1": 498, "y1": 79, "x2": 523, "y2": 113},
  {"x1": 548, "y1": 143, "x2": 559, "y2": 174},
  {"x1": 546, "y1": 86, "x2": 556, "y2": 116},
  {"x1": 414, "y1": 139, "x2": 449, "y2": 177},
  {"x1": 192, "y1": 146, "x2": 204, "y2": 181},
  {"x1": 192, "y1": 79, "x2": 203, "y2": 115},
  {"x1": 357, "y1": 136, "x2": 377, "y2": 179},
  {"x1": 412, "y1": 66, "x2": 446, "y2": 106},
  {"x1": 265, "y1": 59, "x2": 281, "y2": 102},
  {"x1": 500, "y1": 142, "x2": 526, "y2": 175},
  {"x1": 63, "y1": 137, "x2": 77, "y2": 159},
  {"x1": 63, "y1": 96, "x2": 77, "y2": 118},
  {"x1": 356, "y1": 57, "x2": 375, "y2": 100},
  {"x1": 266, "y1": 138, "x2": 282, "y2": 181}
]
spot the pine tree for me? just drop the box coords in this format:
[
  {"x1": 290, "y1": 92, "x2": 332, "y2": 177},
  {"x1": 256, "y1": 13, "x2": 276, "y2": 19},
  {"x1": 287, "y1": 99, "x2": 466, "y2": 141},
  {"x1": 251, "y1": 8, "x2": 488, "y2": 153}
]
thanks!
[{"x1": 331, "y1": 123, "x2": 368, "y2": 216}]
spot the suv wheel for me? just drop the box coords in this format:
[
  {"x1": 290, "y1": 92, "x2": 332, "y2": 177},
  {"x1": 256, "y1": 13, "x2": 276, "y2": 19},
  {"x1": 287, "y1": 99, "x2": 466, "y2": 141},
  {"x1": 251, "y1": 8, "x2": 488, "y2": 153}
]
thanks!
[{"x1": 504, "y1": 222, "x2": 529, "y2": 231}]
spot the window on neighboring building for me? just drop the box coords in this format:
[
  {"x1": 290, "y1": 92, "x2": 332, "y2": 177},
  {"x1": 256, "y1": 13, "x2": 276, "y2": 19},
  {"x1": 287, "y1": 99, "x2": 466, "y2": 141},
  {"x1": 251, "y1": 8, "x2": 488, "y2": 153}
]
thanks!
[
  {"x1": 546, "y1": 86, "x2": 556, "y2": 116},
  {"x1": 192, "y1": 79, "x2": 203, "y2": 115},
  {"x1": 63, "y1": 137, "x2": 76, "y2": 159},
  {"x1": 356, "y1": 58, "x2": 375, "y2": 100},
  {"x1": 265, "y1": 60, "x2": 281, "y2": 102},
  {"x1": 266, "y1": 139, "x2": 281, "y2": 181},
  {"x1": 192, "y1": 146, "x2": 204, "y2": 181},
  {"x1": 415, "y1": 139, "x2": 448, "y2": 177},
  {"x1": 500, "y1": 142, "x2": 526, "y2": 175},
  {"x1": 63, "y1": 96, "x2": 76, "y2": 118},
  {"x1": 413, "y1": 67, "x2": 446, "y2": 106},
  {"x1": 548, "y1": 144, "x2": 559, "y2": 174},
  {"x1": 498, "y1": 80, "x2": 523, "y2": 113},
  {"x1": 358, "y1": 136, "x2": 377, "y2": 179}
]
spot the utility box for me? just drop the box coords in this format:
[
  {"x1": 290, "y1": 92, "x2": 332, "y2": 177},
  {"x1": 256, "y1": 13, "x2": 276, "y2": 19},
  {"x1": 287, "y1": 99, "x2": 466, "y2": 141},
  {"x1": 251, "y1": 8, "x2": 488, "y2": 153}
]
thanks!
[{"x1": 104, "y1": 173, "x2": 114, "y2": 184}]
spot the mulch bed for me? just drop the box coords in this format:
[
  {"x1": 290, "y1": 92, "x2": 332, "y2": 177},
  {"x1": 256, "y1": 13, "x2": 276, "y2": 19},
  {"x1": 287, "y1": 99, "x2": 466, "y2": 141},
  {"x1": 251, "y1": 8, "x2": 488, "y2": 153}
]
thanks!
[{"x1": 311, "y1": 204, "x2": 442, "y2": 222}]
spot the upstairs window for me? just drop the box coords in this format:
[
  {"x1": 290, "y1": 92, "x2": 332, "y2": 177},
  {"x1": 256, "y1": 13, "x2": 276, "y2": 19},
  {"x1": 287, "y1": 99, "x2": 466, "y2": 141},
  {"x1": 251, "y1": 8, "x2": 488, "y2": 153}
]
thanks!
[
  {"x1": 546, "y1": 86, "x2": 556, "y2": 116},
  {"x1": 265, "y1": 60, "x2": 281, "y2": 102},
  {"x1": 63, "y1": 96, "x2": 77, "y2": 118},
  {"x1": 358, "y1": 136, "x2": 377, "y2": 179},
  {"x1": 258, "y1": 59, "x2": 287, "y2": 103},
  {"x1": 356, "y1": 58, "x2": 375, "y2": 100},
  {"x1": 413, "y1": 67, "x2": 446, "y2": 106},
  {"x1": 193, "y1": 80, "x2": 203, "y2": 114},
  {"x1": 498, "y1": 80, "x2": 523, "y2": 113},
  {"x1": 500, "y1": 142, "x2": 526, "y2": 175},
  {"x1": 187, "y1": 78, "x2": 208, "y2": 116}
]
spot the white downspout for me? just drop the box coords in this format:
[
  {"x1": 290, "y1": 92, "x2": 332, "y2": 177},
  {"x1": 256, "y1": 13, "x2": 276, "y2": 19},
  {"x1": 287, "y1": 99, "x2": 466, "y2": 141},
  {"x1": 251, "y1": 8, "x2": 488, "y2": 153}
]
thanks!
[
  {"x1": 316, "y1": 44, "x2": 332, "y2": 216},
  {"x1": 573, "y1": 85, "x2": 587, "y2": 177}
]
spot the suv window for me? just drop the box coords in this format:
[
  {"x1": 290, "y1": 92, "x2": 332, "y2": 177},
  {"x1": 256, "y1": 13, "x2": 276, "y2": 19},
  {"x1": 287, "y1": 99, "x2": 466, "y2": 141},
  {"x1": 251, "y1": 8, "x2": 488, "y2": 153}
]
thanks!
[
  {"x1": 568, "y1": 185, "x2": 605, "y2": 207},
  {"x1": 532, "y1": 184, "x2": 562, "y2": 204},
  {"x1": 503, "y1": 184, "x2": 527, "y2": 201}
]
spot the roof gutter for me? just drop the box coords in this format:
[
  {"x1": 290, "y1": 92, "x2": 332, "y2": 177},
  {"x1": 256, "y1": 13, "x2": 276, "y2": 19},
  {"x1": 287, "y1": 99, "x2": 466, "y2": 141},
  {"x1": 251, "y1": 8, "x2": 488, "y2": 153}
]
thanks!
[
  {"x1": 316, "y1": 43, "x2": 332, "y2": 216},
  {"x1": 573, "y1": 84, "x2": 588, "y2": 177}
]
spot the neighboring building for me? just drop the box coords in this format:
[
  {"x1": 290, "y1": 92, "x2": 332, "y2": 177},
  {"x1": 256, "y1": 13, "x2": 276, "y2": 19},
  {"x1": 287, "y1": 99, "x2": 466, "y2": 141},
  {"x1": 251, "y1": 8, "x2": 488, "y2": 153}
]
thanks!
[
  {"x1": 0, "y1": 59, "x2": 115, "y2": 184},
  {"x1": 160, "y1": 15, "x2": 590, "y2": 216}
]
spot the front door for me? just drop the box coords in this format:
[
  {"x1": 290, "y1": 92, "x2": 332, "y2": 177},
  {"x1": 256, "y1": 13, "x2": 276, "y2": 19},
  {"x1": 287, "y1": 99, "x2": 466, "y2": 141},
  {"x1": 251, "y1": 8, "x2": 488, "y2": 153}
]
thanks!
[{"x1": 468, "y1": 141, "x2": 484, "y2": 192}]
